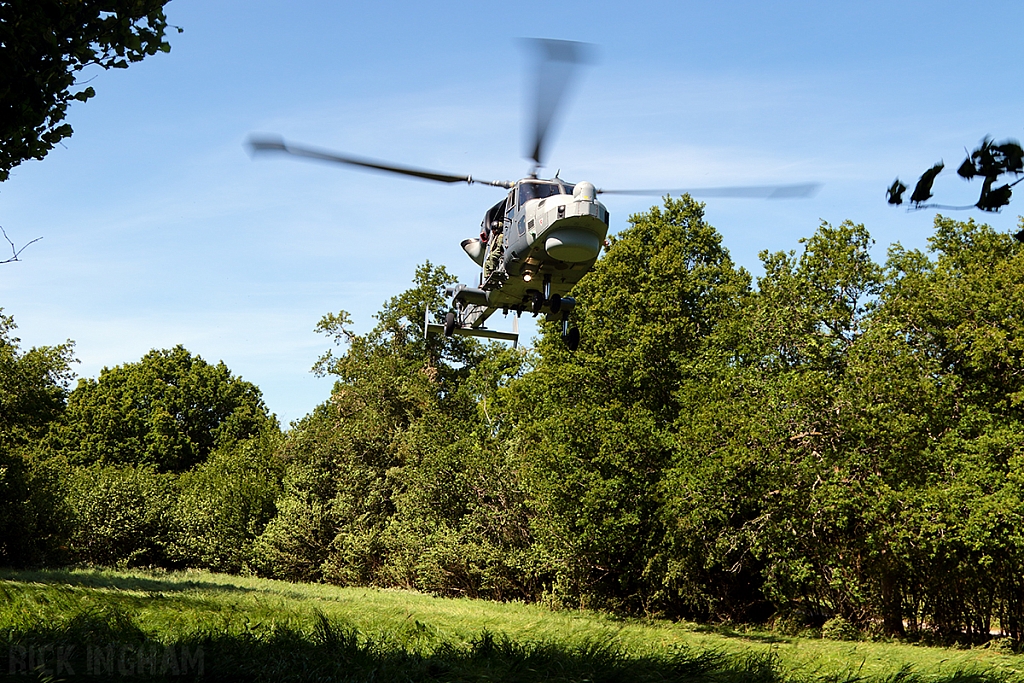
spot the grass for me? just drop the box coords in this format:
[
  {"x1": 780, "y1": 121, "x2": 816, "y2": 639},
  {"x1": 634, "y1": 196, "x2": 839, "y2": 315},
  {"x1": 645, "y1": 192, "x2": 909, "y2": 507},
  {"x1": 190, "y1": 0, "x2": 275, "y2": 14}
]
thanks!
[{"x1": 1, "y1": 567, "x2": 1022, "y2": 682}]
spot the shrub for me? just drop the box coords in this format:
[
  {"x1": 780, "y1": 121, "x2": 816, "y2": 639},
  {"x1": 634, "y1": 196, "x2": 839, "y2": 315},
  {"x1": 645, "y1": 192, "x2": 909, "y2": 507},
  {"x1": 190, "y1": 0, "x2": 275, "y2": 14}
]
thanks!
[
  {"x1": 64, "y1": 464, "x2": 175, "y2": 566},
  {"x1": 821, "y1": 616, "x2": 858, "y2": 641},
  {"x1": 168, "y1": 435, "x2": 283, "y2": 573}
]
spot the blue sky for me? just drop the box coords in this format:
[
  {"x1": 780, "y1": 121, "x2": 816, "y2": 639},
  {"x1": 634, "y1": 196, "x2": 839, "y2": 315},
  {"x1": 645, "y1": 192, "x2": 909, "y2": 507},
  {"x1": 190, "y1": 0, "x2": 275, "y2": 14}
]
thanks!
[{"x1": 2, "y1": 1, "x2": 1022, "y2": 425}]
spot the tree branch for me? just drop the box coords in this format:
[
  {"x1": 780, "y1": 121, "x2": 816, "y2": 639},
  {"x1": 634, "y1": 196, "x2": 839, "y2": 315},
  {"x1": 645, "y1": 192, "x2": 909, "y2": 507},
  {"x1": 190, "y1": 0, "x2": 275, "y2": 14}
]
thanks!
[{"x1": 0, "y1": 226, "x2": 42, "y2": 264}]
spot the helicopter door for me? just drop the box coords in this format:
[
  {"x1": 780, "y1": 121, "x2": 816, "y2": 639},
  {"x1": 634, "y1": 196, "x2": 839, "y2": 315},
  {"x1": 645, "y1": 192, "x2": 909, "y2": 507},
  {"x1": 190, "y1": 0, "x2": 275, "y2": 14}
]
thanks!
[
  {"x1": 504, "y1": 188, "x2": 517, "y2": 240},
  {"x1": 505, "y1": 188, "x2": 516, "y2": 229}
]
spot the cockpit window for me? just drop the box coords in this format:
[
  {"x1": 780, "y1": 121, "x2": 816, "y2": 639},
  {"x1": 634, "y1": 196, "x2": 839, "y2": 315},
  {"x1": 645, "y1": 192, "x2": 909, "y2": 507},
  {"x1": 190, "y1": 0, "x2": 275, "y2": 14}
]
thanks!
[{"x1": 518, "y1": 181, "x2": 568, "y2": 207}]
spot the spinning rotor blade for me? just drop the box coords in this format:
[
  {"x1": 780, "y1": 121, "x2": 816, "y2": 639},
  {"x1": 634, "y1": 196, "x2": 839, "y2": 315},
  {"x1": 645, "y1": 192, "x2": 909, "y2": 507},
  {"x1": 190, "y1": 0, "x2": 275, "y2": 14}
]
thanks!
[
  {"x1": 597, "y1": 183, "x2": 822, "y2": 199},
  {"x1": 523, "y1": 38, "x2": 595, "y2": 168},
  {"x1": 247, "y1": 136, "x2": 513, "y2": 189}
]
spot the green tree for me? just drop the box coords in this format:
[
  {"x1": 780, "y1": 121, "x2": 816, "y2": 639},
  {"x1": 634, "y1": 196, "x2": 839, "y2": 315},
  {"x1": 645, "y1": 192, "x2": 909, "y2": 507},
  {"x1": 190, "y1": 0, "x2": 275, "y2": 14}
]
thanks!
[
  {"x1": 255, "y1": 264, "x2": 536, "y2": 598},
  {"x1": 41, "y1": 345, "x2": 276, "y2": 473},
  {"x1": 0, "y1": 0, "x2": 177, "y2": 181},
  {"x1": 865, "y1": 216, "x2": 1024, "y2": 641},
  {"x1": 552, "y1": 195, "x2": 751, "y2": 420},
  {"x1": 64, "y1": 462, "x2": 175, "y2": 566},
  {"x1": 657, "y1": 214, "x2": 1024, "y2": 641},
  {"x1": 255, "y1": 263, "x2": 491, "y2": 583},
  {"x1": 499, "y1": 195, "x2": 751, "y2": 612},
  {"x1": 0, "y1": 310, "x2": 75, "y2": 564},
  {"x1": 381, "y1": 346, "x2": 536, "y2": 600},
  {"x1": 655, "y1": 220, "x2": 888, "y2": 622},
  {"x1": 0, "y1": 311, "x2": 75, "y2": 447}
]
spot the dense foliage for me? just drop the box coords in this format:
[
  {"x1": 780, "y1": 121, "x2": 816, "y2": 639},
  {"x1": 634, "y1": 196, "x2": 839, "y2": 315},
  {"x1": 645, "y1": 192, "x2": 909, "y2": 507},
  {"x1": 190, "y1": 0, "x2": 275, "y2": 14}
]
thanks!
[
  {"x1": 0, "y1": 0, "x2": 176, "y2": 181},
  {"x1": 1, "y1": 342, "x2": 278, "y2": 567},
  {"x1": 0, "y1": 312, "x2": 74, "y2": 563},
  {"x1": 3, "y1": 199, "x2": 1024, "y2": 646},
  {"x1": 42, "y1": 345, "x2": 276, "y2": 472}
]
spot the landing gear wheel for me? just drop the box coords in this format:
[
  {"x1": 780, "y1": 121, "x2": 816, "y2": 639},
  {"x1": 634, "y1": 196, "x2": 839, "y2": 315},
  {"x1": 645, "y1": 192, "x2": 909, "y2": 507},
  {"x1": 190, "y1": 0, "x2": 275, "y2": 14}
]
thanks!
[
  {"x1": 444, "y1": 311, "x2": 456, "y2": 337},
  {"x1": 563, "y1": 326, "x2": 580, "y2": 352},
  {"x1": 549, "y1": 293, "x2": 562, "y2": 314},
  {"x1": 531, "y1": 291, "x2": 545, "y2": 315}
]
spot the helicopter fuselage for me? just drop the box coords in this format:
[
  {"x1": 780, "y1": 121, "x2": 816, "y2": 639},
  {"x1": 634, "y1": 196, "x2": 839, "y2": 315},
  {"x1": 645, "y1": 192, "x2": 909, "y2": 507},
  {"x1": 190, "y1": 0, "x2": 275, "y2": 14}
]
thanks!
[
  {"x1": 448, "y1": 177, "x2": 609, "y2": 338},
  {"x1": 252, "y1": 38, "x2": 816, "y2": 353}
]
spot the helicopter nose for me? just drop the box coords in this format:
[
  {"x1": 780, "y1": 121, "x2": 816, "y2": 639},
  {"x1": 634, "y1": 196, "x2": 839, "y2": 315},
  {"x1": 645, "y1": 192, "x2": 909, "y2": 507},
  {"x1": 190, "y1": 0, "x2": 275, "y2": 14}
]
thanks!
[{"x1": 545, "y1": 229, "x2": 601, "y2": 262}]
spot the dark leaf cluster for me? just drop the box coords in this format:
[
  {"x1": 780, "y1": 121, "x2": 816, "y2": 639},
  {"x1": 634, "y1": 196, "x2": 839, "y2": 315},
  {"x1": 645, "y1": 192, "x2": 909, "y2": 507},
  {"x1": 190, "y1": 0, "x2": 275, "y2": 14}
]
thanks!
[
  {"x1": 888, "y1": 137, "x2": 1024, "y2": 214},
  {"x1": 0, "y1": 0, "x2": 176, "y2": 181}
]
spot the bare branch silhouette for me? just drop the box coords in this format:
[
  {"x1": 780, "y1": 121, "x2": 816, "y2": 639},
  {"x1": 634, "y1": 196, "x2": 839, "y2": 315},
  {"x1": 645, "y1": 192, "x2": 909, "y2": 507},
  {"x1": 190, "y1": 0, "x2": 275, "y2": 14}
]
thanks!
[{"x1": 0, "y1": 226, "x2": 42, "y2": 264}]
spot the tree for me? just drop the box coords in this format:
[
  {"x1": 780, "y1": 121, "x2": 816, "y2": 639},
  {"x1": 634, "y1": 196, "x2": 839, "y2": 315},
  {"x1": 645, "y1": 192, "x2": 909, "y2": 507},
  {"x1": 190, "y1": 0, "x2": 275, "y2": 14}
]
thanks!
[
  {"x1": 254, "y1": 264, "x2": 539, "y2": 597},
  {"x1": 0, "y1": 310, "x2": 75, "y2": 449},
  {"x1": 650, "y1": 221, "x2": 882, "y2": 621},
  {"x1": 497, "y1": 195, "x2": 751, "y2": 612},
  {"x1": 871, "y1": 216, "x2": 1024, "y2": 641},
  {"x1": 40, "y1": 345, "x2": 276, "y2": 473},
  {"x1": 656, "y1": 215, "x2": 1024, "y2": 639},
  {"x1": 543, "y1": 194, "x2": 751, "y2": 421},
  {"x1": 0, "y1": 0, "x2": 177, "y2": 181},
  {"x1": 0, "y1": 309, "x2": 75, "y2": 564},
  {"x1": 169, "y1": 433, "x2": 283, "y2": 573},
  {"x1": 63, "y1": 462, "x2": 175, "y2": 566},
  {"x1": 255, "y1": 263, "x2": 492, "y2": 583}
]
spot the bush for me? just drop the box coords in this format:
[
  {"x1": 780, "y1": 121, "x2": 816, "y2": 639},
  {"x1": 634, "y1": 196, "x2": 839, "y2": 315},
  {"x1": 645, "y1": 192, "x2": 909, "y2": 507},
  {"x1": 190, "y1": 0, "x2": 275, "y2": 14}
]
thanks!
[
  {"x1": 65, "y1": 464, "x2": 175, "y2": 566},
  {"x1": 168, "y1": 435, "x2": 283, "y2": 573},
  {"x1": 821, "y1": 616, "x2": 858, "y2": 641},
  {"x1": 249, "y1": 449, "x2": 341, "y2": 582},
  {"x1": 0, "y1": 448, "x2": 34, "y2": 563},
  {"x1": 0, "y1": 310, "x2": 75, "y2": 565}
]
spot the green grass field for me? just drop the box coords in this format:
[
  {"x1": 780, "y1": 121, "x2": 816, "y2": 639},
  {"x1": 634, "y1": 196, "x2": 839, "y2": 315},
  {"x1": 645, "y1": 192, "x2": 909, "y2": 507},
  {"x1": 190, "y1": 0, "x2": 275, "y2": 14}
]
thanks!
[{"x1": 1, "y1": 567, "x2": 1021, "y2": 682}]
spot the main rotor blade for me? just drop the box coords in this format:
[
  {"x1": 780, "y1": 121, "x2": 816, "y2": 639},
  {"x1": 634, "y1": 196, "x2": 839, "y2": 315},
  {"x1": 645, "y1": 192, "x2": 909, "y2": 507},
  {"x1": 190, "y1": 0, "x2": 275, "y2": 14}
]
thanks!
[
  {"x1": 523, "y1": 38, "x2": 595, "y2": 168},
  {"x1": 597, "y1": 183, "x2": 822, "y2": 199},
  {"x1": 247, "y1": 136, "x2": 513, "y2": 189}
]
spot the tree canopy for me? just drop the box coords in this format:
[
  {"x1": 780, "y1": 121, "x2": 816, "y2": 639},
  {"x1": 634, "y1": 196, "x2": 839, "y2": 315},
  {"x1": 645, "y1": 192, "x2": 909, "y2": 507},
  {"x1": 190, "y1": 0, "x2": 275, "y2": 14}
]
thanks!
[
  {"x1": 0, "y1": 310, "x2": 75, "y2": 449},
  {"x1": 188, "y1": 206, "x2": 1024, "y2": 642},
  {"x1": 41, "y1": 345, "x2": 276, "y2": 472},
  {"x1": 0, "y1": 0, "x2": 176, "y2": 181},
  {"x1": 0, "y1": 310, "x2": 75, "y2": 562}
]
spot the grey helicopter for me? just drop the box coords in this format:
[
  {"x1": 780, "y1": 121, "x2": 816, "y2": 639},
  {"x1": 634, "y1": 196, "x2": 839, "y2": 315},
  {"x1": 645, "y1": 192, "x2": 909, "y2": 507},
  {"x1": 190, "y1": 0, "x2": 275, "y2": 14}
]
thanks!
[{"x1": 249, "y1": 39, "x2": 819, "y2": 351}]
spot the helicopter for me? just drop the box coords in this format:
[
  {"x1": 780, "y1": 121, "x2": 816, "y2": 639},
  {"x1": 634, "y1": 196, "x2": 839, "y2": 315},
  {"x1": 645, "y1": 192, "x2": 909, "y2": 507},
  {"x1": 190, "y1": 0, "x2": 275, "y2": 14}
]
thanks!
[{"x1": 249, "y1": 39, "x2": 820, "y2": 351}]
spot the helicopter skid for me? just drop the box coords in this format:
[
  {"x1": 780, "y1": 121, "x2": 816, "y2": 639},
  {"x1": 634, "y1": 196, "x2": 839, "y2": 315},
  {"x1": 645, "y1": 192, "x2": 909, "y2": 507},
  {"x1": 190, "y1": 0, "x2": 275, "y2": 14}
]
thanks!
[
  {"x1": 424, "y1": 321, "x2": 519, "y2": 344},
  {"x1": 424, "y1": 305, "x2": 519, "y2": 347}
]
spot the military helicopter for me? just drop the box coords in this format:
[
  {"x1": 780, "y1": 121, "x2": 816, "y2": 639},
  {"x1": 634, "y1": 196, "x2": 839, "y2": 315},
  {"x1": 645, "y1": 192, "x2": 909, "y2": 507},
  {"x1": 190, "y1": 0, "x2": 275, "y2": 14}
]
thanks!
[{"x1": 249, "y1": 39, "x2": 819, "y2": 351}]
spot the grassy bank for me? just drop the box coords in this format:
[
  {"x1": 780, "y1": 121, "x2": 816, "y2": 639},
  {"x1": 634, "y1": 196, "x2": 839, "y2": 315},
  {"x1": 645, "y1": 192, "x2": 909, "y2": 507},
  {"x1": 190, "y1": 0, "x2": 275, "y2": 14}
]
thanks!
[{"x1": 1, "y1": 567, "x2": 1021, "y2": 682}]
